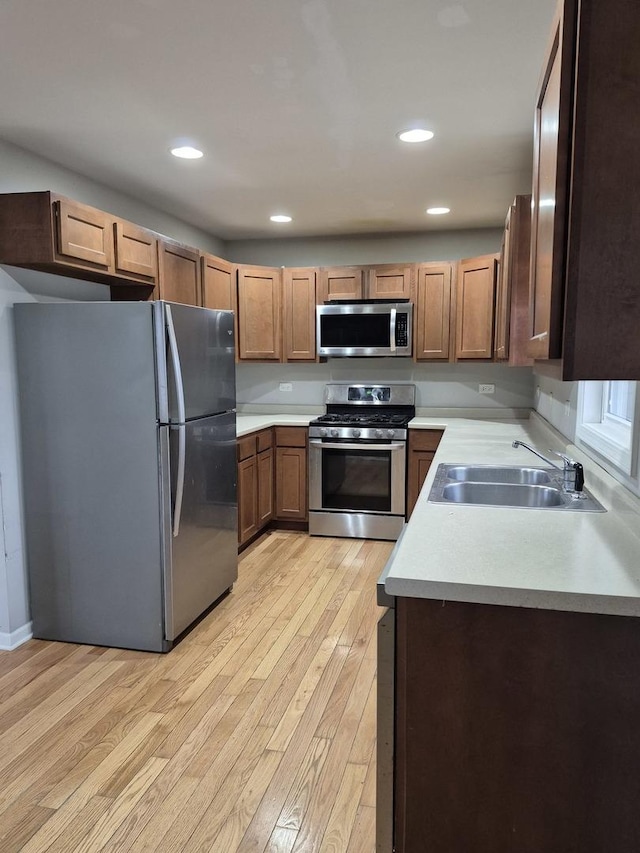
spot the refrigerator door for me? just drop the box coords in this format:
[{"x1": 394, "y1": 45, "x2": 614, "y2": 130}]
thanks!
[
  {"x1": 156, "y1": 302, "x2": 236, "y2": 422},
  {"x1": 162, "y1": 410, "x2": 238, "y2": 640}
]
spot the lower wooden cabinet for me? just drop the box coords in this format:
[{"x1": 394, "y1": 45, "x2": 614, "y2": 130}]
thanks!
[
  {"x1": 275, "y1": 427, "x2": 308, "y2": 521},
  {"x1": 392, "y1": 596, "x2": 640, "y2": 852},
  {"x1": 237, "y1": 429, "x2": 274, "y2": 547},
  {"x1": 406, "y1": 429, "x2": 444, "y2": 518}
]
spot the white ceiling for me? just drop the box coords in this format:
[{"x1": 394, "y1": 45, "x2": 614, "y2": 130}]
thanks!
[{"x1": 0, "y1": 0, "x2": 556, "y2": 240}]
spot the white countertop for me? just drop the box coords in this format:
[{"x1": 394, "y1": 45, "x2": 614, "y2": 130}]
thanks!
[
  {"x1": 387, "y1": 414, "x2": 640, "y2": 617},
  {"x1": 236, "y1": 410, "x2": 640, "y2": 618}
]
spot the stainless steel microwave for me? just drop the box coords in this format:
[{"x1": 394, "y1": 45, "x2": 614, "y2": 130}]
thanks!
[{"x1": 316, "y1": 302, "x2": 413, "y2": 357}]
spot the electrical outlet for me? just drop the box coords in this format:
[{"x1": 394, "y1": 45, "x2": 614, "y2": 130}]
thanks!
[
  {"x1": 478, "y1": 384, "x2": 495, "y2": 395},
  {"x1": 279, "y1": 382, "x2": 293, "y2": 393}
]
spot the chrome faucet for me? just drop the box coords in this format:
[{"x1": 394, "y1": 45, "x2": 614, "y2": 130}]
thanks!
[{"x1": 512, "y1": 440, "x2": 585, "y2": 495}]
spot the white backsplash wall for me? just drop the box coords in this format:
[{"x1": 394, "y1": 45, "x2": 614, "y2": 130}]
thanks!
[
  {"x1": 237, "y1": 361, "x2": 535, "y2": 412},
  {"x1": 533, "y1": 371, "x2": 579, "y2": 441}
]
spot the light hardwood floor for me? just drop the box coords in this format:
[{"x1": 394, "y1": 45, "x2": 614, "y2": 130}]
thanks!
[{"x1": 0, "y1": 531, "x2": 393, "y2": 852}]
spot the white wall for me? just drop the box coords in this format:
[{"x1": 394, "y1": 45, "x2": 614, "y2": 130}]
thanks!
[
  {"x1": 533, "y1": 370, "x2": 640, "y2": 499},
  {"x1": 225, "y1": 227, "x2": 502, "y2": 267},
  {"x1": 238, "y1": 361, "x2": 534, "y2": 413}
]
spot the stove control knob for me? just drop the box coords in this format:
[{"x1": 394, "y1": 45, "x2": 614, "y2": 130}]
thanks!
[
  {"x1": 386, "y1": 429, "x2": 395, "y2": 439},
  {"x1": 375, "y1": 429, "x2": 384, "y2": 439},
  {"x1": 319, "y1": 428, "x2": 328, "y2": 437},
  {"x1": 352, "y1": 428, "x2": 361, "y2": 438},
  {"x1": 330, "y1": 428, "x2": 339, "y2": 438}
]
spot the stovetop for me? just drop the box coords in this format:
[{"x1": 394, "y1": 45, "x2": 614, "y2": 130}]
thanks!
[
  {"x1": 312, "y1": 412, "x2": 411, "y2": 427},
  {"x1": 309, "y1": 383, "x2": 416, "y2": 440}
]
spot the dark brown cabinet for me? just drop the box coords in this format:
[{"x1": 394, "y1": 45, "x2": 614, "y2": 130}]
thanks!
[
  {"x1": 392, "y1": 595, "x2": 640, "y2": 852},
  {"x1": 406, "y1": 429, "x2": 443, "y2": 518},
  {"x1": 529, "y1": 0, "x2": 640, "y2": 378},
  {"x1": 237, "y1": 429, "x2": 274, "y2": 548},
  {"x1": 413, "y1": 263, "x2": 453, "y2": 361},
  {"x1": 495, "y1": 195, "x2": 531, "y2": 365},
  {"x1": 274, "y1": 427, "x2": 308, "y2": 521},
  {"x1": 0, "y1": 191, "x2": 156, "y2": 295},
  {"x1": 455, "y1": 254, "x2": 498, "y2": 360}
]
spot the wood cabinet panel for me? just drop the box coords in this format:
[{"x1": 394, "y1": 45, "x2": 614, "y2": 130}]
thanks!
[
  {"x1": 54, "y1": 198, "x2": 113, "y2": 270},
  {"x1": 367, "y1": 264, "x2": 413, "y2": 300},
  {"x1": 317, "y1": 267, "x2": 364, "y2": 303},
  {"x1": 395, "y1": 596, "x2": 640, "y2": 852},
  {"x1": 257, "y1": 448, "x2": 274, "y2": 527},
  {"x1": 414, "y1": 263, "x2": 452, "y2": 360},
  {"x1": 283, "y1": 268, "x2": 317, "y2": 361},
  {"x1": 237, "y1": 434, "x2": 257, "y2": 462},
  {"x1": 275, "y1": 447, "x2": 307, "y2": 520},
  {"x1": 157, "y1": 241, "x2": 201, "y2": 306},
  {"x1": 274, "y1": 426, "x2": 307, "y2": 448},
  {"x1": 114, "y1": 221, "x2": 157, "y2": 282},
  {"x1": 201, "y1": 254, "x2": 236, "y2": 311},
  {"x1": 237, "y1": 266, "x2": 282, "y2": 360},
  {"x1": 496, "y1": 195, "x2": 532, "y2": 365},
  {"x1": 237, "y1": 456, "x2": 258, "y2": 545},
  {"x1": 406, "y1": 429, "x2": 443, "y2": 518},
  {"x1": 455, "y1": 255, "x2": 498, "y2": 360}
]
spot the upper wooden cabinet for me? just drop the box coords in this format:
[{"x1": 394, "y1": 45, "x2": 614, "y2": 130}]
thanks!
[
  {"x1": 529, "y1": 0, "x2": 640, "y2": 378},
  {"x1": 317, "y1": 267, "x2": 364, "y2": 303},
  {"x1": 157, "y1": 240, "x2": 201, "y2": 306},
  {"x1": 237, "y1": 265, "x2": 282, "y2": 360},
  {"x1": 414, "y1": 263, "x2": 452, "y2": 361},
  {"x1": 283, "y1": 268, "x2": 317, "y2": 362},
  {"x1": 0, "y1": 192, "x2": 156, "y2": 292},
  {"x1": 495, "y1": 195, "x2": 532, "y2": 366},
  {"x1": 201, "y1": 254, "x2": 236, "y2": 311},
  {"x1": 455, "y1": 255, "x2": 498, "y2": 360},
  {"x1": 367, "y1": 264, "x2": 413, "y2": 300}
]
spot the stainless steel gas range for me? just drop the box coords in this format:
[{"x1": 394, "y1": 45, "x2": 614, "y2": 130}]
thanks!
[{"x1": 308, "y1": 384, "x2": 415, "y2": 540}]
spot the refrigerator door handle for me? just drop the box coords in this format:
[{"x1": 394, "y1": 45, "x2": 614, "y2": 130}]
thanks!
[
  {"x1": 172, "y1": 424, "x2": 186, "y2": 538},
  {"x1": 166, "y1": 305, "x2": 187, "y2": 537}
]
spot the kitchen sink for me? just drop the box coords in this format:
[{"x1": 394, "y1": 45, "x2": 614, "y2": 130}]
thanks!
[
  {"x1": 444, "y1": 465, "x2": 552, "y2": 485},
  {"x1": 427, "y1": 463, "x2": 606, "y2": 512}
]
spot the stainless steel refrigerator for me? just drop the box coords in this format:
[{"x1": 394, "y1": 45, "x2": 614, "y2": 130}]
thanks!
[{"x1": 14, "y1": 300, "x2": 238, "y2": 652}]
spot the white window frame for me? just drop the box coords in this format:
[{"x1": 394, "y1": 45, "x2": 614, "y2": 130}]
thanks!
[{"x1": 576, "y1": 381, "x2": 639, "y2": 474}]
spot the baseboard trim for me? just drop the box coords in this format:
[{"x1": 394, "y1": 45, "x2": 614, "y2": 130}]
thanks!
[{"x1": 0, "y1": 622, "x2": 33, "y2": 651}]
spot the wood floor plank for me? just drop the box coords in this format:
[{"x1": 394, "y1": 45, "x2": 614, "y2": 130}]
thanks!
[{"x1": 0, "y1": 532, "x2": 392, "y2": 853}]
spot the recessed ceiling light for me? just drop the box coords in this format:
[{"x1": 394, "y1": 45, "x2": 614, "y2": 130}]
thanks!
[
  {"x1": 397, "y1": 128, "x2": 434, "y2": 143},
  {"x1": 170, "y1": 146, "x2": 204, "y2": 159},
  {"x1": 270, "y1": 214, "x2": 292, "y2": 223},
  {"x1": 426, "y1": 207, "x2": 450, "y2": 215}
]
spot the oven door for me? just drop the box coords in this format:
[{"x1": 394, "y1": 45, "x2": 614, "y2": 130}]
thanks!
[{"x1": 309, "y1": 439, "x2": 406, "y2": 516}]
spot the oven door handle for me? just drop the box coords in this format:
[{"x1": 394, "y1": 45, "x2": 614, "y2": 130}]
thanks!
[{"x1": 309, "y1": 439, "x2": 405, "y2": 452}]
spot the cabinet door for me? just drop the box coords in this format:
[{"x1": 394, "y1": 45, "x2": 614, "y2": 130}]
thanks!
[
  {"x1": 158, "y1": 241, "x2": 201, "y2": 306},
  {"x1": 257, "y1": 448, "x2": 274, "y2": 527},
  {"x1": 202, "y1": 254, "x2": 236, "y2": 311},
  {"x1": 414, "y1": 263, "x2": 452, "y2": 360},
  {"x1": 455, "y1": 255, "x2": 498, "y2": 360},
  {"x1": 406, "y1": 430, "x2": 443, "y2": 518},
  {"x1": 528, "y1": 12, "x2": 572, "y2": 361},
  {"x1": 283, "y1": 268, "x2": 317, "y2": 361},
  {"x1": 317, "y1": 267, "x2": 364, "y2": 303},
  {"x1": 367, "y1": 265, "x2": 413, "y2": 300},
  {"x1": 496, "y1": 195, "x2": 532, "y2": 366},
  {"x1": 238, "y1": 455, "x2": 258, "y2": 545},
  {"x1": 54, "y1": 198, "x2": 113, "y2": 270},
  {"x1": 114, "y1": 220, "x2": 157, "y2": 282},
  {"x1": 275, "y1": 447, "x2": 307, "y2": 520},
  {"x1": 237, "y1": 266, "x2": 282, "y2": 361},
  {"x1": 494, "y1": 209, "x2": 512, "y2": 361}
]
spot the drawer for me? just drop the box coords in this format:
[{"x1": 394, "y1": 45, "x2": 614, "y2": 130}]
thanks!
[
  {"x1": 237, "y1": 434, "x2": 257, "y2": 461},
  {"x1": 275, "y1": 426, "x2": 307, "y2": 448},
  {"x1": 408, "y1": 429, "x2": 444, "y2": 452},
  {"x1": 256, "y1": 428, "x2": 273, "y2": 453}
]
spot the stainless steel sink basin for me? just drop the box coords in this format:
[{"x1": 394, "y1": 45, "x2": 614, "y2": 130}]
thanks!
[
  {"x1": 441, "y1": 482, "x2": 564, "y2": 508},
  {"x1": 445, "y1": 465, "x2": 552, "y2": 485},
  {"x1": 427, "y1": 463, "x2": 606, "y2": 512}
]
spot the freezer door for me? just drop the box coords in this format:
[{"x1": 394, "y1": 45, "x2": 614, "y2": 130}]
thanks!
[
  {"x1": 157, "y1": 302, "x2": 236, "y2": 421},
  {"x1": 162, "y1": 411, "x2": 238, "y2": 640}
]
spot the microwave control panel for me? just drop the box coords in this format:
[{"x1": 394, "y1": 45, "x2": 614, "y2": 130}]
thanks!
[{"x1": 396, "y1": 313, "x2": 409, "y2": 347}]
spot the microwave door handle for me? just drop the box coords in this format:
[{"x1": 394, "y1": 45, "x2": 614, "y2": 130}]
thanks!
[{"x1": 389, "y1": 308, "x2": 397, "y2": 353}]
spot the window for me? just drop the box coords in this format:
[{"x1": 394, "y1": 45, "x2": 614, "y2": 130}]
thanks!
[{"x1": 576, "y1": 381, "x2": 638, "y2": 474}]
